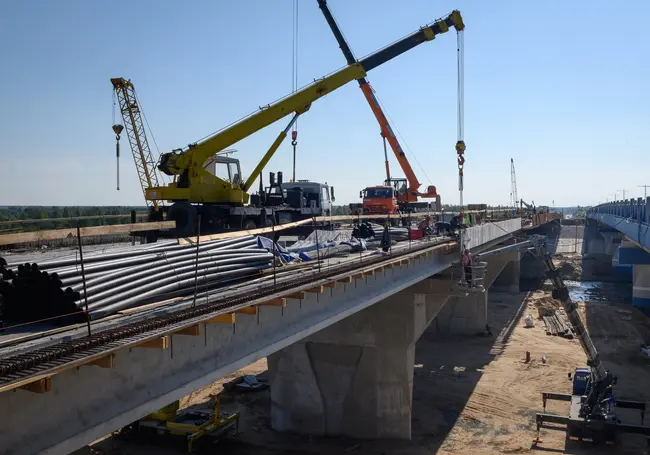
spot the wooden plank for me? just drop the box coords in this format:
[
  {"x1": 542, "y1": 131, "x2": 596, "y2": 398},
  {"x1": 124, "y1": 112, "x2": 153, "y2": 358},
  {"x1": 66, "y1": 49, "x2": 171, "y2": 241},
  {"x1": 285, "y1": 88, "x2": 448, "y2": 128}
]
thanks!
[
  {"x1": 89, "y1": 353, "x2": 116, "y2": 369},
  {"x1": 353, "y1": 272, "x2": 364, "y2": 280},
  {"x1": 337, "y1": 276, "x2": 353, "y2": 283},
  {"x1": 323, "y1": 281, "x2": 337, "y2": 288},
  {"x1": 0, "y1": 213, "x2": 149, "y2": 226},
  {"x1": 261, "y1": 297, "x2": 287, "y2": 307},
  {"x1": 0, "y1": 221, "x2": 176, "y2": 246},
  {"x1": 181, "y1": 218, "x2": 314, "y2": 244},
  {"x1": 236, "y1": 306, "x2": 258, "y2": 315},
  {"x1": 137, "y1": 336, "x2": 169, "y2": 349},
  {"x1": 287, "y1": 291, "x2": 305, "y2": 300},
  {"x1": 19, "y1": 378, "x2": 51, "y2": 394},
  {"x1": 206, "y1": 313, "x2": 236, "y2": 324},
  {"x1": 306, "y1": 286, "x2": 324, "y2": 294},
  {"x1": 174, "y1": 325, "x2": 201, "y2": 336}
]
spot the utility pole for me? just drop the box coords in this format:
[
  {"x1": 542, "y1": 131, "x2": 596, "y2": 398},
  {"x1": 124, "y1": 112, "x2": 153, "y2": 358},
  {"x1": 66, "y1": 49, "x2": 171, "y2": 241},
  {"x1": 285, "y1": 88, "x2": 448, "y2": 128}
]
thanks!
[
  {"x1": 618, "y1": 189, "x2": 627, "y2": 200},
  {"x1": 639, "y1": 185, "x2": 650, "y2": 199}
]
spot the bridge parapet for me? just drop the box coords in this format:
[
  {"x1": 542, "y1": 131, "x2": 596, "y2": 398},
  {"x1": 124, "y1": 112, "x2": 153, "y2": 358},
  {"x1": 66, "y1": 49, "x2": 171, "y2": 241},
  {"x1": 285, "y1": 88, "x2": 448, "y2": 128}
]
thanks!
[{"x1": 588, "y1": 197, "x2": 650, "y2": 224}]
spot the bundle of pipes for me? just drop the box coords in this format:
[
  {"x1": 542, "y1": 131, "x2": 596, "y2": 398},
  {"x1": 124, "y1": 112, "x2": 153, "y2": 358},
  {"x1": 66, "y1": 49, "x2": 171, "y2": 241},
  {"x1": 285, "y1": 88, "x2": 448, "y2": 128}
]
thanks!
[
  {"x1": 353, "y1": 222, "x2": 410, "y2": 241},
  {"x1": 1, "y1": 235, "x2": 275, "y2": 324},
  {"x1": 0, "y1": 262, "x2": 85, "y2": 326}
]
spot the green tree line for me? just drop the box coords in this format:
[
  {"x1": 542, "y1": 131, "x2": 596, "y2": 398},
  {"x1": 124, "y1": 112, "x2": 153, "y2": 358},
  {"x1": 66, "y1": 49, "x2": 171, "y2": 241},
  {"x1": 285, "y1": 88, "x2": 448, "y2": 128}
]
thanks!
[{"x1": 0, "y1": 206, "x2": 147, "y2": 232}]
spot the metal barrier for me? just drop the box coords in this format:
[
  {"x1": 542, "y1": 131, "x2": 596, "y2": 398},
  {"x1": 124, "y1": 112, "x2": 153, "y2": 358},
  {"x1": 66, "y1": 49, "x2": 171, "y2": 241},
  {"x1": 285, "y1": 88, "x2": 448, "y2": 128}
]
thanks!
[{"x1": 588, "y1": 197, "x2": 650, "y2": 224}]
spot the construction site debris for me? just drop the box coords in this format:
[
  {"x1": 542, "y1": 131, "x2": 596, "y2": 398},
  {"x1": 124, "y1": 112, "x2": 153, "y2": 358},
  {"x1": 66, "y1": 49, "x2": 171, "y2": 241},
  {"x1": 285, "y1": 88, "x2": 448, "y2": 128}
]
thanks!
[
  {"x1": 524, "y1": 314, "x2": 535, "y2": 328},
  {"x1": 542, "y1": 310, "x2": 574, "y2": 338},
  {"x1": 223, "y1": 374, "x2": 269, "y2": 393}
]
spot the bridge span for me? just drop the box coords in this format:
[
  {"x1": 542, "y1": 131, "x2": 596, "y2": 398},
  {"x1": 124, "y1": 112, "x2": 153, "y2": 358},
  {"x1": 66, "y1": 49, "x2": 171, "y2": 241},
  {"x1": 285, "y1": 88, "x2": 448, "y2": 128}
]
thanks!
[
  {"x1": 588, "y1": 198, "x2": 650, "y2": 308},
  {"x1": 0, "y1": 219, "x2": 530, "y2": 455}
]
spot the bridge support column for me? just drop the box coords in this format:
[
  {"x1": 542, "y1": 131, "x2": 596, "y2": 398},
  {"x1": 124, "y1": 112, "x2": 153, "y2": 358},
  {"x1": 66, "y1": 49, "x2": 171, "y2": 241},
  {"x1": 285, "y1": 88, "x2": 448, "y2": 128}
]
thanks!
[
  {"x1": 432, "y1": 291, "x2": 488, "y2": 336},
  {"x1": 601, "y1": 232, "x2": 621, "y2": 256},
  {"x1": 490, "y1": 259, "x2": 520, "y2": 293},
  {"x1": 268, "y1": 293, "x2": 448, "y2": 440},
  {"x1": 633, "y1": 265, "x2": 650, "y2": 308}
]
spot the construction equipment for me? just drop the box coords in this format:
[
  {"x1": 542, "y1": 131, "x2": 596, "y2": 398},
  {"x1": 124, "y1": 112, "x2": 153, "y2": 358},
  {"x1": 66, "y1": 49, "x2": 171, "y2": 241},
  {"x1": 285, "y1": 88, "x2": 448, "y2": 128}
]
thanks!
[
  {"x1": 510, "y1": 158, "x2": 518, "y2": 209},
  {"x1": 471, "y1": 235, "x2": 650, "y2": 444},
  {"x1": 111, "y1": 78, "x2": 163, "y2": 210},
  {"x1": 123, "y1": 395, "x2": 239, "y2": 452},
  {"x1": 112, "y1": 79, "x2": 335, "y2": 237},
  {"x1": 520, "y1": 199, "x2": 536, "y2": 214},
  {"x1": 317, "y1": 0, "x2": 463, "y2": 214},
  {"x1": 117, "y1": 11, "x2": 465, "y2": 236},
  {"x1": 518, "y1": 236, "x2": 650, "y2": 445},
  {"x1": 359, "y1": 185, "x2": 399, "y2": 215}
]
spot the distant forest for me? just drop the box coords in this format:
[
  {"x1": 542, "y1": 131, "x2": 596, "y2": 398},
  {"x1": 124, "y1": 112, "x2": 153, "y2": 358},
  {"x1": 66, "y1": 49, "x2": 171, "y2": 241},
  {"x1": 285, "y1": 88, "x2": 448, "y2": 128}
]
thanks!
[{"x1": 0, "y1": 206, "x2": 146, "y2": 232}]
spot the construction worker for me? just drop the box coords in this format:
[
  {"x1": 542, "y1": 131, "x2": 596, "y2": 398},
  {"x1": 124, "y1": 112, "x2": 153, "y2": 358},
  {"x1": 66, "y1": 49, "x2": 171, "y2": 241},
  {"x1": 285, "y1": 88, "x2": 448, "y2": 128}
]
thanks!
[
  {"x1": 461, "y1": 248, "x2": 472, "y2": 286},
  {"x1": 418, "y1": 215, "x2": 433, "y2": 235},
  {"x1": 449, "y1": 214, "x2": 460, "y2": 232}
]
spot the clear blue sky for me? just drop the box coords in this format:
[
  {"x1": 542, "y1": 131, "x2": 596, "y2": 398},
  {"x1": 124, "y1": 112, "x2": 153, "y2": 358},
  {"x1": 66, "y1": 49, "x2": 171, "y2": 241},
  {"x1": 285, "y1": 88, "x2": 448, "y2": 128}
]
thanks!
[{"x1": 1, "y1": 0, "x2": 648, "y2": 207}]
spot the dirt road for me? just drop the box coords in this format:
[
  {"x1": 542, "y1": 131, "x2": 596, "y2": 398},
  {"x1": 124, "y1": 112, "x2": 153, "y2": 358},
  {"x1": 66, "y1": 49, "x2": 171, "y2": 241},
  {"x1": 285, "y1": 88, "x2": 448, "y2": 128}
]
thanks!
[{"x1": 93, "y1": 290, "x2": 650, "y2": 455}]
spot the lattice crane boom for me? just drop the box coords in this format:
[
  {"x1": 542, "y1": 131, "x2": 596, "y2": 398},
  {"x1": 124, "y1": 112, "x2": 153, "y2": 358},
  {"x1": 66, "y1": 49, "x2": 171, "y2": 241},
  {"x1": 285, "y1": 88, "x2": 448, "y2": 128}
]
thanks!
[
  {"x1": 111, "y1": 78, "x2": 162, "y2": 209},
  {"x1": 510, "y1": 158, "x2": 518, "y2": 209}
]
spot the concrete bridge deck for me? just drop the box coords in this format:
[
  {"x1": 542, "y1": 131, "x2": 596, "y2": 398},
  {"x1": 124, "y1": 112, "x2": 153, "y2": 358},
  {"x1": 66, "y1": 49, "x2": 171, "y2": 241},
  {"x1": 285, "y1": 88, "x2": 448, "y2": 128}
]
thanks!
[
  {"x1": 588, "y1": 199, "x2": 650, "y2": 307},
  {"x1": 0, "y1": 219, "x2": 525, "y2": 455}
]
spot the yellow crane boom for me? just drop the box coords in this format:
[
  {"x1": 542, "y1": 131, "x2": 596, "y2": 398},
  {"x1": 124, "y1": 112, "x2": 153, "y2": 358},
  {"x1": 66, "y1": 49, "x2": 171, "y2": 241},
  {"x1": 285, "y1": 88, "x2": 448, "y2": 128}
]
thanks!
[{"x1": 145, "y1": 10, "x2": 464, "y2": 207}]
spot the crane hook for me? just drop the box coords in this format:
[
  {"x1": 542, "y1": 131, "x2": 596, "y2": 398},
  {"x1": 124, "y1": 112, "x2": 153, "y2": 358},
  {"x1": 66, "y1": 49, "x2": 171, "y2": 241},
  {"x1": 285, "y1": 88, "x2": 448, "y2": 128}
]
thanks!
[{"x1": 112, "y1": 124, "x2": 124, "y2": 191}]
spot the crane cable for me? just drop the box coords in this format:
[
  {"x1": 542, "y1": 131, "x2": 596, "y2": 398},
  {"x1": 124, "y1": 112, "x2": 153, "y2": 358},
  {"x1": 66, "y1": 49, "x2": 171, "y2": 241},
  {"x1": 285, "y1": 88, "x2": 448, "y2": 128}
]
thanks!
[
  {"x1": 111, "y1": 89, "x2": 123, "y2": 192},
  {"x1": 291, "y1": 0, "x2": 299, "y2": 182},
  {"x1": 456, "y1": 29, "x2": 466, "y2": 255},
  {"x1": 455, "y1": 28, "x2": 468, "y2": 287}
]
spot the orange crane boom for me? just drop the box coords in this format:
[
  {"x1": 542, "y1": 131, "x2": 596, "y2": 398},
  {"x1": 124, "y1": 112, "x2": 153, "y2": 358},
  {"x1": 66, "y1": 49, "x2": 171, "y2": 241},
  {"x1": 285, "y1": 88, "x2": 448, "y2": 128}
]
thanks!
[{"x1": 317, "y1": 0, "x2": 464, "y2": 203}]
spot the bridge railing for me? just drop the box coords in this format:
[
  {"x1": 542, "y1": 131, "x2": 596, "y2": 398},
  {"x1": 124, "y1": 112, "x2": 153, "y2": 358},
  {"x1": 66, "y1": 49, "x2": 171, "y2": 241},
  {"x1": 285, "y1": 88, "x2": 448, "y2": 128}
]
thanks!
[{"x1": 588, "y1": 197, "x2": 650, "y2": 224}]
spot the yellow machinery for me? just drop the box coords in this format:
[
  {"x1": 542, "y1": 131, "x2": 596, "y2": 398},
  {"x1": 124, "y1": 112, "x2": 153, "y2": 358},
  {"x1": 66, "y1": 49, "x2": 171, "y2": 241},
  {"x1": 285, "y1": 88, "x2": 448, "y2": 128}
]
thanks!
[
  {"x1": 111, "y1": 78, "x2": 163, "y2": 210},
  {"x1": 128, "y1": 394, "x2": 239, "y2": 452},
  {"x1": 133, "y1": 10, "x2": 464, "y2": 236}
]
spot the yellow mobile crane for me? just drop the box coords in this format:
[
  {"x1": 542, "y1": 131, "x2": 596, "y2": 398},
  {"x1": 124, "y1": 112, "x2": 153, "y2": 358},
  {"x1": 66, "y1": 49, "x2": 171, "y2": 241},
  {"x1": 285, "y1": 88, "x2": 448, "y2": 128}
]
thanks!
[{"x1": 134, "y1": 10, "x2": 464, "y2": 236}]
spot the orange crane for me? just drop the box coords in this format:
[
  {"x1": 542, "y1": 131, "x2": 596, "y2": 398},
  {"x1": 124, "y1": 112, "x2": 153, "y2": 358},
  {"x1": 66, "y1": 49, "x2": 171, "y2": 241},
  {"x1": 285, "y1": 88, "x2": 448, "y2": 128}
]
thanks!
[{"x1": 317, "y1": 0, "x2": 464, "y2": 213}]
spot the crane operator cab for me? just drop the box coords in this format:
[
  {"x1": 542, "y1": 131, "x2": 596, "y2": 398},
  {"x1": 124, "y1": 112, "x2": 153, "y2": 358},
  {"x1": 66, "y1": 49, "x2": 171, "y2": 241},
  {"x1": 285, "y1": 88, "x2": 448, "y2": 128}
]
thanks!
[
  {"x1": 385, "y1": 178, "x2": 409, "y2": 201},
  {"x1": 203, "y1": 154, "x2": 242, "y2": 187}
]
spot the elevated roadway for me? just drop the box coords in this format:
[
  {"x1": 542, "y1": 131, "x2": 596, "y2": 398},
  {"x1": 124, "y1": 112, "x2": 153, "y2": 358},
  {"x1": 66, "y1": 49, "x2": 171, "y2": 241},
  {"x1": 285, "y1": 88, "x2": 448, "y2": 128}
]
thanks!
[
  {"x1": 0, "y1": 219, "x2": 528, "y2": 455},
  {"x1": 588, "y1": 198, "x2": 650, "y2": 307}
]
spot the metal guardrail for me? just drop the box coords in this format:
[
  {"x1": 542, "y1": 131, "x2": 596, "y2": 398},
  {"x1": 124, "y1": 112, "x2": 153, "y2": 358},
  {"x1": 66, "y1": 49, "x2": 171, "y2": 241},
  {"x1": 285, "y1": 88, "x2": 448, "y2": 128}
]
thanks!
[{"x1": 588, "y1": 197, "x2": 650, "y2": 224}]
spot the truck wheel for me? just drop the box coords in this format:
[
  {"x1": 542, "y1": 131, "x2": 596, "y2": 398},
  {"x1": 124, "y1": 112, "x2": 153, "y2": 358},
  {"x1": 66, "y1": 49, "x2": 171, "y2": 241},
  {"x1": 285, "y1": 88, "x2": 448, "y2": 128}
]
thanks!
[
  {"x1": 242, "y1": 219, "x2": 257, "y2": 231},
  {"x1": 167, "y1": 202, "x2": 197, "y2": 238}
]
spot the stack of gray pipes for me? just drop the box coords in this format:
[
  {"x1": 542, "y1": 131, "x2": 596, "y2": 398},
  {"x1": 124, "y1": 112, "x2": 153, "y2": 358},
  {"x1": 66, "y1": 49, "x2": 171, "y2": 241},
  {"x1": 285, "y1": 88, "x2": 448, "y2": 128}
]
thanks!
[{"x1": 27, "y1": 235, "x2": 273, "y2": 320}]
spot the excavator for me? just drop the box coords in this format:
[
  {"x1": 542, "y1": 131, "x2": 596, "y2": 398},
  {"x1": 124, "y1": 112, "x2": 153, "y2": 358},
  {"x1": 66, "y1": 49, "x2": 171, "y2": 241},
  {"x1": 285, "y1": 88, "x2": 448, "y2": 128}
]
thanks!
[
  {"x1": 520, "y1": 198, "x2": 536, "y2": 215},
  {"x1": 128, "y1": 9, "x2": 466, "y2": 237},
  {"x1": 317, "y1": 0, "x2": 462, "y2": 214}
]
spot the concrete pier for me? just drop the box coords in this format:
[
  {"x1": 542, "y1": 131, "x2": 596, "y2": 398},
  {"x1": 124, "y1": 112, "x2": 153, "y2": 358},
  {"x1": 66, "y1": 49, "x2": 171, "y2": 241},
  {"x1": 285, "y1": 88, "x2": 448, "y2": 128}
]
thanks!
[
  {"x1": 268, "y1": 293, "x2": 448, "y2": 439},
  {"x1": 633, "y1": 264, "x2": 650, "y2": 308},
  {"x1": 269, "y1": 247, "x2": 523, "y2": 440}
]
